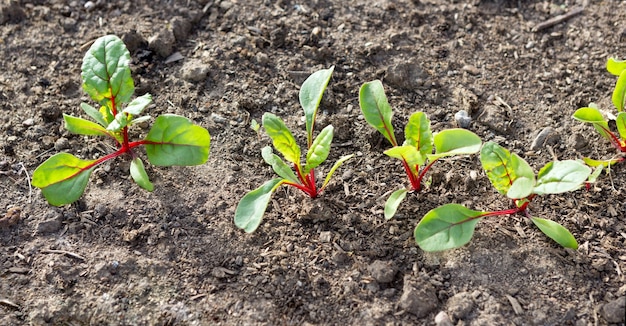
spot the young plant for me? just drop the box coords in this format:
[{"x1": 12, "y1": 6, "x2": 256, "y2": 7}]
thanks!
[
  {"x1": 32, "y1": 35, "x2": 210, "y2": 206},
  {"x1": 359, "y1": 80, "x2": 482, "y2": 219},
  {"x1": 572, "y1": 57, "x2": 626, "y2": 166},
  {"x1": 414, "y1": 141, "x2": 592, "y2": 252},
  {"x1": 234, "y1": 67, "x2": 353, "y2": 233}
]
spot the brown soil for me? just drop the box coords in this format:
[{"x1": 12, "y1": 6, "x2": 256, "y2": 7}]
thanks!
[{"x1": 1, "y1": 0, "x2": 625, "y2": 325}]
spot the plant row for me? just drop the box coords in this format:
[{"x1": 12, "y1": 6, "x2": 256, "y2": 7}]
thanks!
[{"x1": 32, "y1": 35, "x2": 626, "y2": 252}]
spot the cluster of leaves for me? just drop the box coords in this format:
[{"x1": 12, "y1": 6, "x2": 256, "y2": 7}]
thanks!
[
  {"x1": 234, "y1": 67, "x2": 353, "y2": 233},
  {"x1": 32, "y1": 35, "x2": 210, "y2": 206},
  {"x1": 573, "y1": 57, "x2": 626, "y2": 166},
  {"x1": 414, "y1": 142, "x2": 594, "y2": 252},
  {"x1": 359, "y1": 80, "x2": 482, "y2": 219}
]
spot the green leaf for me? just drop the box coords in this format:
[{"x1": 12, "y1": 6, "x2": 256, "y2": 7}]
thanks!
[
  {"x1": 607, "y1": 57, "x2": 626, "y2": 76},
  {"x1": 80, "y1": 102, "x2": 107, "y2": 126},
  {"x1": 235, "y1": 178, "x2": 284, "y2": 233},
  {"x1": 321, "y1": 154, "x2": 354, "y2": 191},
  {"x1": 359, "y1": 80, "x2": 397, "y2": 146},
  {"x1": 123, "y1": 93, "x2": 152, "y2": 115},
  {"x1": 534, "y1": 160, "x2": 591, "y2": 195},
  {"x1": 145, "y1": 114, "x2": 210, "y2": 166},
  {"x1": 261, "y1": 146, "x2": 299, "y2": 184},
  {"x1": 616, "y1": 112, "x2": 626, "y2": 140},
  {"x1": 507, "y1": 176, "x2": 535, "y2": 199},
  {"x1": 300, "y1": 66, "x2": 334, "y2": 146},
  {"x1": 384, "y1": 188, "x2": 408, "y2": 220},
  {"x1": 573, "y1": 106, "x2": 612, "y2": 140},
  {"x1": 107, "y1": 111, "x2": 129, "y2": 131},
  {"x1": 582, "y1": 157, "x2": 621, "y2": 167},
  {"x1": 262, "y1": 112, "x2": 301, "y2": 165},
  {"x1": 480, "y1": 142, "x2": 533, "y2": 195},
  {"x1": 305, "y1": 125, "x2": 333, "y2": 173},
  {"x1": 428, "y1": 129, "x2": 482, "y2": 160},
  {"x1": 384, "y1": 145, "x2": 424, "y2": 174},
  {"x1": 404, "y1": 112, "x2": 432, "y2": 157},
  {"x1": 531, "y1": 217, "x2": 578, "y2": 249},
  {"x1": 81, "y1": 35, "x2": 134, "y2": 108},
  {"x1": 32, "y1": 153, "x2": 97, "y2": 206},
  {"x1": 130, "y1": 116, "x2": 151, "y2": 125},
  {"x1": 587, "y1": 165, "x2": 604, "y2": 183},
  {"x1": 130, "y1": 157, "x2": 154, "y2": 191},
  {"x1": 414, "y1": 203, "x2": 484, "y2": 252},
  {"x1": 63, "y1": 114, "x2": 111, "y2": 137},
  {"x1": 612, "y1": 68, "x2": 626, "y2": 112},
  {"x1": 250, "y1": 119, "x2": 260, "y2": 133}
]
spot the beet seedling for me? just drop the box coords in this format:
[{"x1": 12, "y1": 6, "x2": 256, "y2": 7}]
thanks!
[
  {"x1": 573, "y1": 57, "x2": 626, "y2": 166},
  {"x1": 414, "y1": 141, "x2": 592, "y2": 252},
  {"x1": 234, "y1": 67, "x2": 353, "y2": 233},
  {"x1": 359, "y1": 80, "x2": 482, "y2": 219},
  {"x1": 32, "y1": 35, "x2": 210, "y2": 206}
]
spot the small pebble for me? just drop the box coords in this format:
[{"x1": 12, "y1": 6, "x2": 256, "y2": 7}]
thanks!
[
  {"x1": 319, "y1": 231, "x2": 332, "y2": 243},
  {"x1": 22, "y1": 118, "x2": 34, "y2": 126},
  {"x1": 367, "y1": 260, "x2": 397, "y2": 283},
  {"x1": 462, "y1": 64, "x2": 480, "y2": 75},
  {"x1": 435, "y1": 311, "x2": 454, "y2": 326},
  {"x1": 602, "y1": 296, "x2": 625, "y2": 323},
  {"x1": 54, "y1": 137, "x2": 70, "y2": 151},
  {"x1": 454, "y1": 110, "x2": 472, "y2": 128}
]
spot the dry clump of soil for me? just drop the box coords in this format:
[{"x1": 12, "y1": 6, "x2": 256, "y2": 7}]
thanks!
[{"x1": 1, "y1": 0, "x2": 625, "y2": 325}]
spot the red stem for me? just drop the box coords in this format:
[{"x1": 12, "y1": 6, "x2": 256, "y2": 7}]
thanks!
[{"x1": 401, "y1": 159, "x2": 420, "y2": 190}]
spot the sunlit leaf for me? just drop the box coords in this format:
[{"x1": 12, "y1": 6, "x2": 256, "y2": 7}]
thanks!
[
  {"x1": 32, "y1": 153, "x2": 97, "y2": 206},
  {"x1": 300, "y1": 67, "x2": 334, "y2": 146},
  {"x1": 606, "y1": 57, "x2": 626, "y2": 76},
  {"x1": 428, "y1": 129, "x2": 482, "y2": 160},
  {"x1": 384, "y1": 188, "x2": 408, "y2": 220},
  {"x1": 414, "y1": 203, "x2": 484, "y2": 252},
  {"x1": 107, "y1": 111, "x2": 129, "y2": 131},
  {"x1": 531, "y1": 217, "x2": 578, "y2": 249},
  {"x1": 63, "y1": 114, "x2": 111, "y2": 137},
  {"x1": 404, "y1": 112, "x2": 432, "y2": 157},
  {"x1": 480, "y1": 142, "x2": 532, "y2": 195},
  {"x1": 616, "y1": 112, "x2": 626, "y2": 140},
  {"x1": 262, "y1": 112, "x2": 301, "y2": 165},
  {"x1": 123, "y1": 93, "x2": 152, "y2": 115},
  {"x1": 612, "y1": 68, "x2": 626, "y2": 112},
  {"x1": 384, "y1": 145, "x2": 425, "y2": 172},
  {"x1": 507, "y1": 176, "x2": 534, "y2": 199},
  {"x1": 305, "y1": 125, "x2": 333, "y2": 173},
  {"x1": 534, "y1": 160, "x2": 591, "y2": 195},
  {"x1": 582, "y1": 157, "x2": 621, "y2": 167},
  {"x1": 359, "y1": 80, "x2": 397, "y2": 146},
  {"x1": 587, "y1": 165, "x2": 604, "y2": 183},
  {"x1": 235, "y1": 178, "x2": 284, "y2": 233},
  {"x1": 320, "y1": 154, "x2": 354, "y2": 191},
  {"x1": 80, "y1": 102, "x2": 107, "y2": 126},
  {"x1": 261, "y1": 146, "x2": 299, "y2": 184},
  {"x1": 573, "y1": 106, "x2": 612, "y2": 140},
  {"x1": 145, "y1": 114, "x2": 210, "y2": 166},
  {"x1": 130, "y1": 157, "x2": 154, "y2": 191}
]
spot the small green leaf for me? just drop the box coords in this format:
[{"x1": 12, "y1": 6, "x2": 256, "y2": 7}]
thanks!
[
  {"x1": 80, "y1": 102, "x2": 107, "y2": 126},
  {"x1": 145, "y1": 114, "x2": 210, "y2": 166},
  {"x1": 480, "y1": 142, "x2": 518, "y2": 195},
  {"x1": 531, "y1": 217, "x2": 578, "y2": 249},
  {"x1": 123, "y1": 93, "x2": 152, "y2": 115},
  {"x1": 534, "y1": 160, "x2": 591, "y2": 195},
  {"x1": 384, "y1": 146, "x2": 425, "y2": 172},
  {"x1": 414, "y1": 203, "x2": 484, "y2": 252},
  {"x1": 404, "y1": 112, "x2": 432, "y2": 157},
  {"x1": 81, "y1": 35, "x2": 134, "y2": 108},
  {"x1": 573, "y1": 106, "x2": 612, "y2": 140},
  {"x1": 107, "y1": 112, "x2": 129, "y2": 131},
  {"x1": 582, "y1": 157, "x2": 621, "y2": 167},
  {"x1": 320, "y1": 154, "x2": 354, "y2": 191},
  {"x1": 32, "y1": 153, "x2": 97, "y2": 206},
  {"x1": 235, "y1": 178, "x2": 284, "y2": 233},
  {"x1": 63, "y1": 114, "x2": 111, "y2": 137},
  {"x1": 507, "y1": 176, "x2": 535, "y2": 199},
  {"x1": 130, "y1": 157, "x2": 154, "y2": 191},
  {"x1": 305, "y1": 125, "x2": 333, "y2": 173},
  {"x1": 616, "y1": 112, "x2": 626, "y2": 140},
  {"x1": 607, "y1": 57, "x2": 626, "y2": 76},
  {"x1": 428, "y1": 129, "x2": 482, "y2": 160},
  {"x1": 384, "y1": 188, "x2": 408, "y2": 220},
  {"x1": 262, "y1": 113, "x2": 301, "y2": 165},
  {"x1": 130, "y1": 116, "x2": 151, "y2": 125},
  {"x1": 261, "y1": 146, "x2": 299, "y2": 184},
  {"x1": 250, "y1": 119, "x2": 260, "y2": 133},
  {"x1": 359, "y1": 80, "x2": 397, "y2": 146},
  {"x1": 587, "y1": 165, "x2": 604, "y2": 183},
  {"x1": 612, "y1": 68, "x2": 626, "y2": 112},
  {"x1": 300, "y1": 66, "x2": 334, "y2": 146}
]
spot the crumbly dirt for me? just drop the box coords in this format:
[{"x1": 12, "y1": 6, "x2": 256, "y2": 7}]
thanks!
[{"x1": 1, "y1": 0, "x2": 626, "y2": 325}]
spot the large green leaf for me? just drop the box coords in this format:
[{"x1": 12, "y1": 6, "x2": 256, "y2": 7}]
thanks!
[
  {"x1": 359, "y1": 80, "x2": 397, "y2": 146},
  {"x1": 572, "y1": 106, "x2": 612, "y2": 140},
  {"x1": 404, "y1": 112, "x2": 432, "y2": 157},
  {"x1": 617, "y1": 112, "x2": 626, "y2": 140},
  {"x1": 81, "y1": 35, "x2": 134, "y2": 108},
  {"x1": 480, "y1": 142, "x2": 533, "y2": 195},
  {"x1": 145, "y1": 114, "x2": 210, "y2": 166},
  {"x1": 235, "y1": 178, "x2": 284, "y2": 233},
  {"x1": 607, "y1": 57, "x2": 626, "y2": 76},
  {"x1": 305, "y1": 125, "x2": 333, "y2": 173},
  {"x1": 428, "y1": 129, "x2": 482, "y2": 160},
  {"x1": 534, "y1": 160, "x2": 591, "y2": 195},
  {"x1": 130, "y1": 157, "x2": 154, "y2": 191},
  {"x1": 531, "y1": 217, "x2": 578, "y2": 249},
  {"x1": 384, "y1": 145, "x2": 425, "y2": 173},
  {"x1": 414, "y1": 203, "x2": 484, "y2": 252},
  {"x1": 299, "y1": 67, "x2": 334, "y2": 146},
  {"x1": 63, "y1": 114, "x2": 111, "y2": 137},
  {"x1": 261, "y1": 146, "x2": 299, "y2": 184},
  {"x1": 262, "y1": 113, "x2": 301, "y2": 165},
  {"x1": 320, "y1": 154, "x2": 354, "y2": 191},
  {"x1": 32, "y1": 153, "x2": 97, "y2": 206},
  {"x1": 384, "y1": 188, "x2": 408, "y2": 220}
]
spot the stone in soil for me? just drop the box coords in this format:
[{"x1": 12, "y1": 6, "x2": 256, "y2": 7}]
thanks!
[
  {"x1": 601, "y1": 296, "x2": 625, "y2": 323},
  {"x1": 180, "y1": 59, "x2": 209, "y2": 83},
  {"x1": 398, "y1": 275, "x2": 438, "y2": 317},
  {"x1": 385, "y1": 61, "x2": 430, "y2": 90},
  {"x1": 446, "y1": 291, "x2": 475, "y2": 320},
  {"x1": 149, "y1": 29, "x2": 176, "y2": 58},
  {"x1": 367, "y1": 260, "x2": 397, "y2": 283}
]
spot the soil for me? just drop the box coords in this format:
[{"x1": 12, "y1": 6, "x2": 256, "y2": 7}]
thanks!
[{"x1": 1, "y1": 0, "x2": 625, "y2": 325}]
